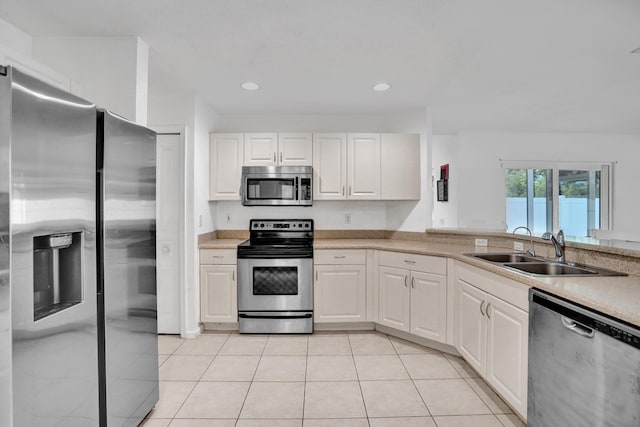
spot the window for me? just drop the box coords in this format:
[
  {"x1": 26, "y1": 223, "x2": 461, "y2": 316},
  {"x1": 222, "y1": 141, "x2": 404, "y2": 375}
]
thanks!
[{"x1": 503, "y1": 161, "x2": 611, "y2": 237}]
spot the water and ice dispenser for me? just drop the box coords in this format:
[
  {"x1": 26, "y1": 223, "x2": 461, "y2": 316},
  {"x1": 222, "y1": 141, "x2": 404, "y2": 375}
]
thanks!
[{"x1": 33, "y1": 232, "x2": 83, "y2": 321}]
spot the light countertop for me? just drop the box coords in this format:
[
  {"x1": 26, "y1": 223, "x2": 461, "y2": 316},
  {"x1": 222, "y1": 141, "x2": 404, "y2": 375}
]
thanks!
[
  {"x1": 199, "y1": 239, "x2": 245, "y2": 249},
  {"x1": 200, "y1": 237, "x2": 640, "y2": 327}
]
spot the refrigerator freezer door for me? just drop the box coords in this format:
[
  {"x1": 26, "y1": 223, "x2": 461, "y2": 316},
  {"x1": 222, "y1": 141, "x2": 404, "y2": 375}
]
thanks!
[
  {"x1": 0, "y1": 67, "x2": 12, "y2": 427},
  {"x1": 100, "y1": 110, "x2": 158, "y2": 426},
  {"x1": 10, "y1": 67, "x2": 99, "y2": 425}
]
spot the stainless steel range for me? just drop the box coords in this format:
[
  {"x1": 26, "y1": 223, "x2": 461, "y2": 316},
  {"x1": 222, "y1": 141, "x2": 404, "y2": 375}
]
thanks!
[{"x1": 237, "y1": 219, "x2": 314, "y2": 333}]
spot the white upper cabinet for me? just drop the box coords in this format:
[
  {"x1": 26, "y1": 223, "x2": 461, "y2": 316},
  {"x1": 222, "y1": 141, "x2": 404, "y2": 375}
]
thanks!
[
  {"x1": 244, "y1": 133, "x2": 278, "y2": 166},
  {"x1": 381, "y1": 133, "x2": 421, "y2": 200},
  {"x1": 313, "y1": 133, "x2": 347, "y2": 200},
  {"x1": 209, "y1": 133, "x2": 244, "y2": 200},
  {"x1": 278, "y1": 133, "x2": 313, "y2": 166},
  {"x1": 243, "y1": 132, "x2": 312, "y2": 166},
  {"x1": 347, "y1": 133, "x2": 381, "y2": 200}
]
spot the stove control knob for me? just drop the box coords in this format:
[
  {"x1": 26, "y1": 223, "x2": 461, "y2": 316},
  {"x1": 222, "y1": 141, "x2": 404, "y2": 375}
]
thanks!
[
  {"x1": 253, "y1": 223, "x2": 258, "y2": 228},
  {"x1": 304, "y1": 223, "x2": 310, "y2": 228},
  {"x1": 260, "y1": 223, "x2": 265, "y2": 228}
]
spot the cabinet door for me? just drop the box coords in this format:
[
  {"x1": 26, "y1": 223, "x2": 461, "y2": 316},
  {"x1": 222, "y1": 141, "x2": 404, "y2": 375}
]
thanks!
[
  {"x1": 347, "y1": 133, "x2": 381, "y2": 200},
  {"x1": 209, "y1": 133, "x2": 243, "y2": 200},
  {"x1": 380, "y1": 133, "x2": 420, "y2": 200},
  {"x1": 410, "y1": 271, "x2": 447, "y2": 343},
  {"x1": 486, "y1": 294, "x2": 528, "y2": 418},
  {"x1": 456, "y1": 279, "x2": 486, "y2": 374},
  {"x1": 378, "y1": 266, "x2": 410, "y2": 332},
  {"x1": 314, "y1": 265, "x2": 366, "y2": 323},
  {"x1": 200, "y1": 265, "x2": 237, "y2": 323},
  {"x1": 278, "y1": 133, "x2": 312, "y2": 166},
  {"x1": 313, "y1": 133, "x2": 347, "y2": 200},
  {"x1": 244, "y1": 133, "x2": 278, "y2": 166}
]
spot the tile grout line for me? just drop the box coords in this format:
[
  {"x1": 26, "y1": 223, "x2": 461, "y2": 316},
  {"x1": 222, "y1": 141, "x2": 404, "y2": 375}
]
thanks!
[
  {"x1": 346, "y1": 332, "x2": 372, "y2": 426},
  {"x1": 459, "y1": 372, "x2": 516, "y2": 420},
  {"x1": 393, "y1": 336, "x2": 437, "y2": 423},
  {"x1": 302, "y1": 334, "x2": 310, "y2": 423},
  {"x1": 234, "y1": 334, "x2": 268, "y2": 425},
  {"x1": 171, "y1": 333, "x2": 232, "y2": 423}
]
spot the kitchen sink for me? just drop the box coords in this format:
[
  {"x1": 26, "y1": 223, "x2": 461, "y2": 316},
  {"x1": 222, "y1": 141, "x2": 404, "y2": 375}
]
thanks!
[
  {"x1": 504, "y1": 262, "x2": 597, "y2": 276},
  {"x1": 464, "y1": 252, "x2": 626, "y2": 277},
  {"x1": 465, "y1": 253, "x2": 540, "y2": 263}
]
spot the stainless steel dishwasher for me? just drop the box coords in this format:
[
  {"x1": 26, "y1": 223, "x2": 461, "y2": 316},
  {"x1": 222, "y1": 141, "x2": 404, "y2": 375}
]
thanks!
[{"x1": 528, "y1": 289, "x2": 640, "y2": 426}]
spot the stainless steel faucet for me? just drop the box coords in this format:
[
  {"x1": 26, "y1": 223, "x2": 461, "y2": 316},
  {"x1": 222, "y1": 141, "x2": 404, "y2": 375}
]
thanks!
[
  {"x1": 512, "y1": 226, "x2": 535, "y2": 256},
  {"x1": 542, "y1": 230, "x2": 565, "y2": 262}
]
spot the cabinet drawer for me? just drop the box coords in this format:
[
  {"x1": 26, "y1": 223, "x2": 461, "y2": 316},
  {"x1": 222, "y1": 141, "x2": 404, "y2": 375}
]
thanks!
[
  {"x1": 200, "y1": 249, "x2": 237, "y2": 265},
  {"x1": 379, "y1": 250, "x2": 446, "y2": 275},
  {"x1": 314, "y1": 249, "x2": 366, "y2": 265}
]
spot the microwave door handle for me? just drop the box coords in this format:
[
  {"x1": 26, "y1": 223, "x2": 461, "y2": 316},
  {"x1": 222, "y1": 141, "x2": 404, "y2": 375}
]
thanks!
[{"x1": 295, "y1": 176, "x2": 299, "y2": 200}]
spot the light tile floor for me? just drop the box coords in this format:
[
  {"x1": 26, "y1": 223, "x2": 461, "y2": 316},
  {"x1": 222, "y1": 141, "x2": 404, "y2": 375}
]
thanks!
[{"x1": 143, "y1": 331, "x2": 526, "y2": 427}]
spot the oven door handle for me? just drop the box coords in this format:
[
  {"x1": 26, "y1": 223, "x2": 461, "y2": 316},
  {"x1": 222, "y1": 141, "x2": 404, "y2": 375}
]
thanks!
[{"x1": 238, "y1": 313, "x2": 313, "y2": 320}]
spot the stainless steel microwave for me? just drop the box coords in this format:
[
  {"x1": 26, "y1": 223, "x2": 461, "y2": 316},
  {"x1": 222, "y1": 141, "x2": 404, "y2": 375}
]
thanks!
[{"x1": 241, "y1": 166, "x2": 313, "y2": 206}]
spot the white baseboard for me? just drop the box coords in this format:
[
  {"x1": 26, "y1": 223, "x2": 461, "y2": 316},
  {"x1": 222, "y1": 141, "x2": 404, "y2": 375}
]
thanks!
[
  {"x1": 314, "y1": 322, "x2": 375, "y2": 331},
  {"x1": 181, "y1": 325, "x2": 202, "y2": 339},
  {"x1": 375, "y1": 324, "x2": 459, "y2": 356}
]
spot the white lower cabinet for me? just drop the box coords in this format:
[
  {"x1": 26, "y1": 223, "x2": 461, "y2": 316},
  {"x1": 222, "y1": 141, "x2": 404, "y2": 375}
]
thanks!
[
  {"x1": 378, "y1": 266, "x2": 411, "y2": 330},
  {"x1": 200, "y1": 249, "x2": 237, "y2": 324},
  {"x1": 378, "y1": 251, "x2": 447, "y2": 343},
  {"x1": 455, "y1": 263, "x2": 528, "y2": 419},
  {"x1": 314, "y1": 250, "x2": 367, "y2": 323}
]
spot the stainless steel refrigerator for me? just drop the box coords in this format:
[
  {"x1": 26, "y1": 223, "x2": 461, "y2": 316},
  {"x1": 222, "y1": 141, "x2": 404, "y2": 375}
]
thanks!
[{"x1": 0, "y1": 65, "x2": 158, "y2": 426}]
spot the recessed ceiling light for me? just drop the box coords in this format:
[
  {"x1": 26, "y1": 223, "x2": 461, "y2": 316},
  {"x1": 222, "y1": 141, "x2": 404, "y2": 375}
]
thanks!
[
  {"x1": 241, "y1": 81, "x2": 260, "y2": 91},
  {"x1": 373, "y1": 83, "x2": 391, "y2": 92}
]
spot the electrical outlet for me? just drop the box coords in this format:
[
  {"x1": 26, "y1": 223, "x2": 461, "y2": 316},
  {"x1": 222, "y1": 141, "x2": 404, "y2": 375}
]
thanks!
[
  {"x1": 225, "y1": 213, "x2": 232, "y2": 224},
  {"x1": 475, "y1": 238, "x2": 488, "y2": 247},
  {"x1": 344, "y1": 213, "x2": 351, "y2": 224},
  {"x1": 514, "y1": 241, "x2": 524, "y2": 251}
]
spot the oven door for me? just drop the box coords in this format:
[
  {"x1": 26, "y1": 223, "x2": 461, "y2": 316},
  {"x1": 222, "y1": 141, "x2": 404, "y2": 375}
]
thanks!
[{"x1": 237, "y1": 258, "x2": 313, "y2": 312}]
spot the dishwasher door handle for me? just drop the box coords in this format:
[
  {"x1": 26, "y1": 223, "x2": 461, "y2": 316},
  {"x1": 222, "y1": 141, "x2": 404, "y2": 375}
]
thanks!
[{"x1": 561, "y1": 316, "x2": 595, "y2": 338}]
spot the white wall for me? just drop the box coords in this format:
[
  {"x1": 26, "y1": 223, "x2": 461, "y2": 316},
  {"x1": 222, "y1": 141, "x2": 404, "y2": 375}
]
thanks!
[
  {"x1": 147, "y1": 70, "x2": 199, "y2": 337},
  {"x1": 148, "y1": 72, "x2": 220, "y2": 338},
  {"x1": 431, "y1": 134, "x2": 459, "y2": 228},
  {"x1": 194, "y1": 98, "x2": 218, "y2": 234},
  {"x1": 433, "y1": 131, "x2": 640, "y2": 235},
  {"x1": 212, "y1": 109, "x2": 431, "y2": 232},
  {"x1": 0, "y1": 18, "x2": 32, "y2": 57},
  {"x1": 32, "y1": 36, "x2": 149, "y2": 124}
]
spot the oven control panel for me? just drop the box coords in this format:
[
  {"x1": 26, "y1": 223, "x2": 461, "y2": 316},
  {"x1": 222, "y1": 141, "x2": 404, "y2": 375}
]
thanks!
[{"x1": 250, "y1": 219, "x2": 313, "y2": 231}]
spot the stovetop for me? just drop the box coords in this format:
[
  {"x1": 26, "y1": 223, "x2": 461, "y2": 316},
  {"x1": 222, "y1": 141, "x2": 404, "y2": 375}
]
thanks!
[{"x1": 238, "y1": 219, "x2": 314, "y2": 259}]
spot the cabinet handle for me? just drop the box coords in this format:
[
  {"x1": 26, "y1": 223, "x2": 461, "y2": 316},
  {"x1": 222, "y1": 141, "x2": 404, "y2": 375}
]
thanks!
[
  {"x1": 315, "y1": 270, "x2": 318, "y2": 281},
  {"x1": 334, "y1": 255, "x2": 346, "y2": 259},
  {"x1": 404, "y1": 276, "x2": 408, "y2": 287},
  {"x1": 480, "y1": 300, "x2": 485, "y2": 316},
  {"x1": 273, "y1": 152, "x2": 276, "y2": 163},
  {"x1": 411, "y1": 277, "x2": 415, "y2": 288},
  {"x1": 280, "y1": 152, "x2": 283, "y2": 163},
  {"x1": 486, "y1": 303, "x2": 492, "y2": 319},
  {"x1": 232, "y1": 270, "x2": 235, "y2": 281},
  {"x1": 403, "y1": 259, "x2": 416, "y2": 265},
  {"x1": 213, "y1": 255, "x2": 224, "y2": 259},
  {"x1": 349, "y1": 186, "x2": 352, "y2": 196},
  {"x1": 342, "y1": 186, "x2": 345, "y2": 196}
]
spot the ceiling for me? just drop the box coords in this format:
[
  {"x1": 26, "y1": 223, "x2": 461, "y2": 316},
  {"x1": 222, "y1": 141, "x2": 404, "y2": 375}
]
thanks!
[{"x1": 1, "y1": 0, "x2": 639, "y2": 133}]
